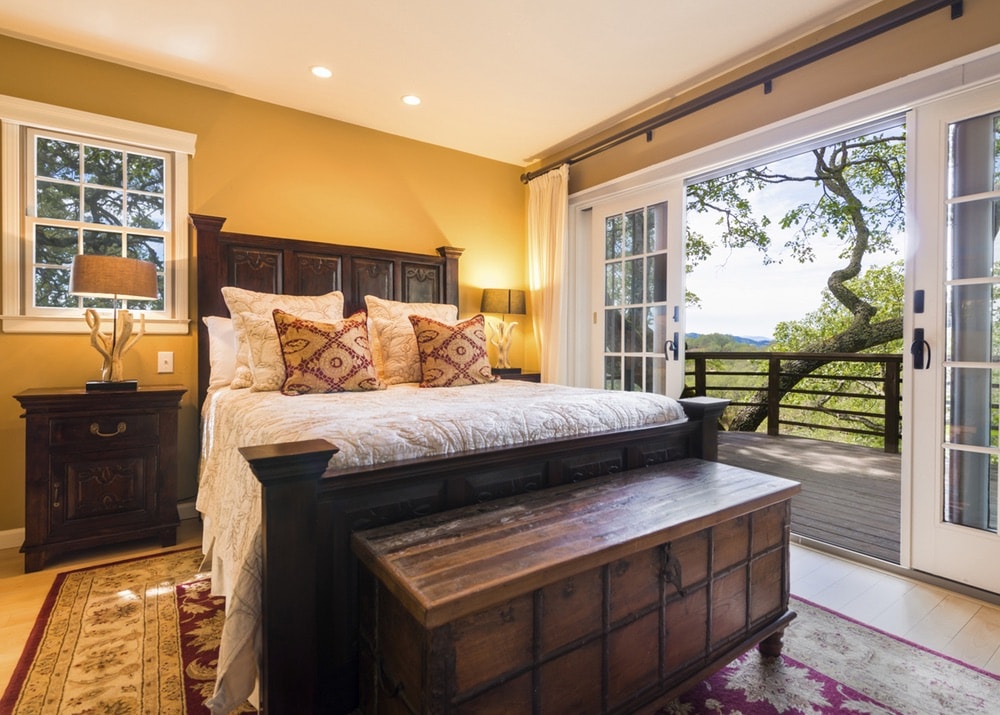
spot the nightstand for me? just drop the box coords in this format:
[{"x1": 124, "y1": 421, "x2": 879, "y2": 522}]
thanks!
[
  {"x1": 499, "y1": 372, "x2": 541, "y2": 383},
  {"x1": 14, "y1": 385, "x2": 186, "y2": 573}
]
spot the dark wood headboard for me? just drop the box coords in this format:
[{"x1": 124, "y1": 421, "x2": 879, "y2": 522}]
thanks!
[{"x1": 190, "y1": 214, "x2": 463, "y2": 406}]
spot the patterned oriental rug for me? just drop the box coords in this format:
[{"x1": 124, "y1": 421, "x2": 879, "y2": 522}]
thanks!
[
  {"x1": 2, "y1": 548, "x2": 998, "y2": 714},
  {"x1": 0, "y1": 548, "x2": 253, "y2": 715}
]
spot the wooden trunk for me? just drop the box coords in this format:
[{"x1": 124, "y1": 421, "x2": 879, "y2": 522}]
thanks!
[{"x1": 352, "y1": 459, "x2": 799, "y2": 715}]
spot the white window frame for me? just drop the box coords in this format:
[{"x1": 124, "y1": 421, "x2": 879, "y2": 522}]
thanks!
[{"x1": 1, "y1": 94, "x2": 195, "y2": 334}]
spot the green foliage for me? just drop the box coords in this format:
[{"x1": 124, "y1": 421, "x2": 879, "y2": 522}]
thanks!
[{"x1": 772, "y1": 261, "x2": 904, "y2": 353}]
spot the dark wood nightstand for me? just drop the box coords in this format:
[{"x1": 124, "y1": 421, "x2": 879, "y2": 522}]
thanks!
[
  {"x1": 14, "y1": 385, "x2": 186, "y2": 572},
  {"x1": 499, "y1": 372, "x2": 541, "y2": 383}
]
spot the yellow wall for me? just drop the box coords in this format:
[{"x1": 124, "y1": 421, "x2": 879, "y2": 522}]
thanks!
[
  {"x1": 3, "y1": 0, "x2": 997, "y2": 537},
  {"x1": 0, "y1": 35, "x2": 529, "y2": 534},
  {"x1": 532, "y1": 0, "x2": 1000, "y2": 193}
]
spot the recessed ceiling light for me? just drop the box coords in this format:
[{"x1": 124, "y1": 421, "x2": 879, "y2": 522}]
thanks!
[
  {"x1": 401, "y1": 95, "x2": 422, "y2": 106},
  {"x1": 311, "y1": 66, "x2": 333, "y2": 79}
]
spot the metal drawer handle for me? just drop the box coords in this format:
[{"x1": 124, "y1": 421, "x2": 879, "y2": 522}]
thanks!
[{"x1": 90, "y1": 421, "x2": 127, "y2": 438}]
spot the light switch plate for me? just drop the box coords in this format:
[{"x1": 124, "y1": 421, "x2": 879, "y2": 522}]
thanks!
[{"x1": 157, "y1": 351, "x2": 174, "y2": 373}]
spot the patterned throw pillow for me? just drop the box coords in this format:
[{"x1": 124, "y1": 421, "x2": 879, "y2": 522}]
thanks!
[
  {"x1": 409, "y1": 314, "x2": 496, "y2": 388},
  {"x1": 221, "y1": 287, "x2": 345, "y2": 389},
  {"x1": 272, "y1": 310, "x2": 383, "y2": 395},
  {"x1": 365, "y1": 296, "x2": 458, "y2": 384}
]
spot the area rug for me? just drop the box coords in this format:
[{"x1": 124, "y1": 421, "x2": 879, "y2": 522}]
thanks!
[
  {"x1": 0, "y1": 548, "x2": 254, "y2": 715},
  {"x1": 663, "y1": 597, "x2": 1000, "y2": 714},
  {"x1": 4, "y1": 550, "x2": 999, "y2": 715}
]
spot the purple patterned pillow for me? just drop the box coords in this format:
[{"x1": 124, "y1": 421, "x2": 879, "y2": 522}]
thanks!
[
  {"x1": 272, "y1": 310, "x2": 384, "y2": 395},
  {"x1": 409, "y1": 314, "x2": 497, "y2": 388}
]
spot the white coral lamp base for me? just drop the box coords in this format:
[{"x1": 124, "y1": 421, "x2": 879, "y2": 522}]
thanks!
[
  {"x1": 488, "y1": 319, "x2": 518, "y2": 369},
  {"x1": 85, "y1": 308, "x2": 146, "y2": 382}
]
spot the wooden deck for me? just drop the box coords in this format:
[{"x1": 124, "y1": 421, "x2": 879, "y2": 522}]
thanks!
[{"x1": 717, "y1": 432, "x2": 902, "y2": 564}]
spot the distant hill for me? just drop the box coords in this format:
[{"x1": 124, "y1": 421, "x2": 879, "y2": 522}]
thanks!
[{"x1": 686, "y1": 333, "x2": 773, "y2": 351}]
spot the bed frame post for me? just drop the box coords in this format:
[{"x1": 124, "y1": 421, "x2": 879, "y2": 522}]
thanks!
[
  {"x1": 678, "y1": 396, "x2": 728, "y2": 460},
  {"x1": 190, "y1": 213, "x2": 228, "y2": 408},
  {"x1": 437, "y1": 246, "x2": 463, "y2": 307},
  {"x1": 239, "y1": 439, "x2": 340, "y2": 714}
]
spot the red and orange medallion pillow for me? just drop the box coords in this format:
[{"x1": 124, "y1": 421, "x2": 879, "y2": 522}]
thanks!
[
  {"x1": 408, "y1": 314, "x2": 497, "y2": 388},
  {"x1": 272, "y1": 309, "x2": 384, "y2": 395}
]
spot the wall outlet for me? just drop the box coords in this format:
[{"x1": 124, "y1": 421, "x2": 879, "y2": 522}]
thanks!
[{"x1": 157, "y1": 351, "x2": 174, "y2": 374}]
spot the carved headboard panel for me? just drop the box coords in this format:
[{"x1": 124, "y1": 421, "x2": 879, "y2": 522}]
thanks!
[{"x1": 190, "y1": 214, "x2": 462, "y2": 405}]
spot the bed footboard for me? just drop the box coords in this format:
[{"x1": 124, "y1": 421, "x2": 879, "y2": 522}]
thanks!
[{"x1": 241, "y1": 397, "x2": 727, "y2": 713}]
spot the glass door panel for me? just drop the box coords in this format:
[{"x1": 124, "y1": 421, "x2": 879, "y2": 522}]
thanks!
[{"x1": 942, "y1": 115, "x2": 1000, "y2": 535}]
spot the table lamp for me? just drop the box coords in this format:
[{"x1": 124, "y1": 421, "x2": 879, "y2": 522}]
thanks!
[
  {"x1": 69, "y1": 254, "x2": 159, "y2": 390},
  {"x1": 480, "y1": 288, "x2": 526, "y2": 371}
]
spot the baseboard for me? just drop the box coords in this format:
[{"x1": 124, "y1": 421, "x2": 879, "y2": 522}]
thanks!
[
  {"x1": 0, "y1": 500, "x2": 199, "y2": 552},
  {"x1": 177, "y1": 499, "x2": 198, "y2": 522},
  {"x1": 0, "y1": 527, "x2": 25, "y2": 551}
]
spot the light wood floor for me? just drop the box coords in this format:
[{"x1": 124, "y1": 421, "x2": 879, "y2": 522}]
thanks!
[
  {"x1": 791, "y1": 544, "x2": 1000, "y2": 675},
  {"x1": 1, "y1": 521, "x2": 998, "y2": 701}
]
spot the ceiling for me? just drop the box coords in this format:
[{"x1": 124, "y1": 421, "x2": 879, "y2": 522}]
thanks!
[{"x1": 0, "y1": 0, "x2": 882, "y2": 166}]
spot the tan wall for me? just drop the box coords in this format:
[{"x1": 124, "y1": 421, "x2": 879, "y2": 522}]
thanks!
[
  {"x1": 533, "y1": 0, "x2": 1000, "y2": 193},
  {"x1": 0, "y1": 35, "x2": 529, "y2": 534}
]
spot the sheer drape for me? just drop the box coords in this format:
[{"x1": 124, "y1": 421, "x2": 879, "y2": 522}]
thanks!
[{"x1": 527, "y1": 164, "x2": 569, "y2": 383}]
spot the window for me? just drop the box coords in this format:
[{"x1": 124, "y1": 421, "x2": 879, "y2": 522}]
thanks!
[
  {"x1": 29, "y1": 130, "x2": 168, "y2": 314},
  {"x1": 1, "y1": 95, "x2": 195, "y2": 333}
]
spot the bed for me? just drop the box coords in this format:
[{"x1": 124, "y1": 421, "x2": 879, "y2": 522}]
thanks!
[{"x1": 190, "y1": 214, "x2": 728, "y2": 714}]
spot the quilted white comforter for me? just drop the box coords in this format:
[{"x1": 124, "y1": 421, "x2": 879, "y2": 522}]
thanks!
[{"x1": 198, "y1": 380, "x2": 687, "y2": 713}]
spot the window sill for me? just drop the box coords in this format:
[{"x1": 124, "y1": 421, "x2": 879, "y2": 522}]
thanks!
[{"x1": 1, "y1": 315, "x2": 190, "y2": 335}]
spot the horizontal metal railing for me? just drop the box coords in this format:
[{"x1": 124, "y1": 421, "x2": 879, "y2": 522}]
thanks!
[{"x1": 684, "y1": 351, "x2": 903, "y2": 453}]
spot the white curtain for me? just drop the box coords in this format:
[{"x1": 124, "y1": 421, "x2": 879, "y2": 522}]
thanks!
[{"x1": 527, "y1": 164, "x2": 569, "y2": 384}]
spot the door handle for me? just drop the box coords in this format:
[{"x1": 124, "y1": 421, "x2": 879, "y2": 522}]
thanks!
[
  {"x1": 910, "y1": 327, "x2": 931, "y2": 370},
  {"x1": 663, "y1": 332, "x2": 679, "y2": 361}
]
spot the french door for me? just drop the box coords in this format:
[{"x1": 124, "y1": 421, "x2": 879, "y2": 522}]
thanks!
[
  {"x1": 590, "y1": 185, "x2": 686, "y2": 398},
  {"x1": 909, "y1": 82, "x2": 1000, "y2": 592}
]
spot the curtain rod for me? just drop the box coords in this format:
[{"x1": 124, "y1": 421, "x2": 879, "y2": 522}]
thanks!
[{"x1": 520, "y1": 0, "x2": 963, "y2": 184}]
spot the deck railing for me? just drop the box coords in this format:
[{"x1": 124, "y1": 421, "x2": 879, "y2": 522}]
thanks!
[{"x1": 684, "y1": 351, "x2": 903, "y2": 453}]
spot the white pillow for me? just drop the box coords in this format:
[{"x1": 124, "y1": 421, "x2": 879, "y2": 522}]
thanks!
[
  {"x1": 202, "y1": 315, "x2": 237, "y2": 390},
  {"x1": 365, "y1": 295, "x2": 458, "y2": 385},
  {"x1": 222, "y1": 287, "x2": 345, "y2": 389},
  {"x1": 240, "y1": 312, "x2": 289, "y2": 392}
]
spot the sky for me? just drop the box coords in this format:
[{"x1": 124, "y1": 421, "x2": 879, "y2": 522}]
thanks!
[{"x1": 685, "y1": 241, "x2": 843, "y2": 340}]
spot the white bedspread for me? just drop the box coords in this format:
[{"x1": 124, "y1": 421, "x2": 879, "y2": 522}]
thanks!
[{"x1": 198, "y1": 380, "x2": 686, "y2": 713}]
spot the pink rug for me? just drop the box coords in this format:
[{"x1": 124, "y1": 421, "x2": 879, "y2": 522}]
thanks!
[{"x1": 662, "y1": 596, "x2": 1000, "y2": 714}]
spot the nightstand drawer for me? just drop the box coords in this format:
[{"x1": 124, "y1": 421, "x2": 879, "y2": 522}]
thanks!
[{"x1": 50, "y1": 413, "x2": 159, "y2": 447}]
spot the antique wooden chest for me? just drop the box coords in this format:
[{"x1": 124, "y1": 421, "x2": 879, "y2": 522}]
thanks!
[{"x1": 352, "y1": 458, "x2": 800, "y2": 715}]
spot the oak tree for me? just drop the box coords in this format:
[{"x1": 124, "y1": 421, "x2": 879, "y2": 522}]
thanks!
[{"x1": 685, "y1": 127, "x2": 905, "y2": 431}]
